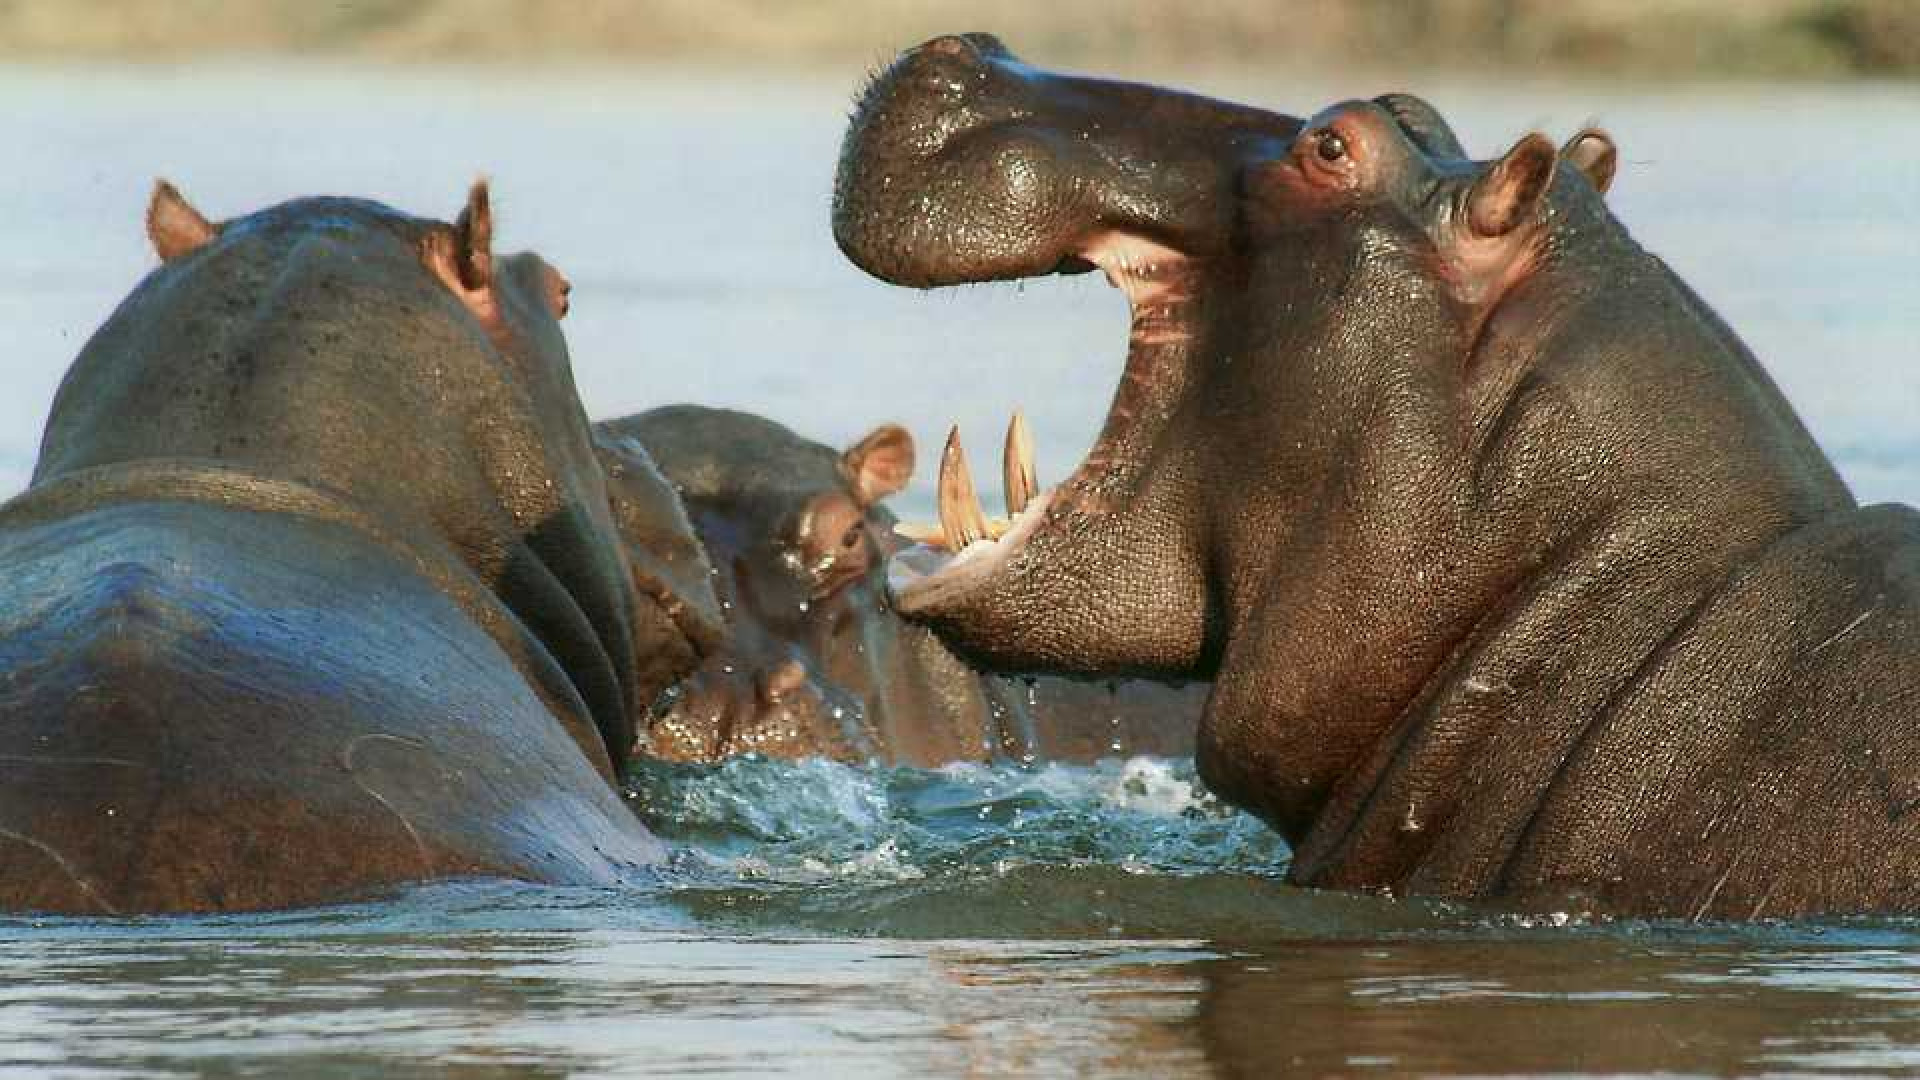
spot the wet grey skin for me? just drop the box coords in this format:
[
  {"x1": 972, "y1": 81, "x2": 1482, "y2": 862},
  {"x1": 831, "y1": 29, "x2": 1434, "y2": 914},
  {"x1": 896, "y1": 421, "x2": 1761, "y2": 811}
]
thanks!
[
  {"x1": 596, "y1": 405, "x2": 1203, "y2": 766},
  {"x1": 0, "y1": 182, "x2": 722, "y2": 914},
  {"x1": 836, "y1": 32, "x2": 1920, "y2": 918}
]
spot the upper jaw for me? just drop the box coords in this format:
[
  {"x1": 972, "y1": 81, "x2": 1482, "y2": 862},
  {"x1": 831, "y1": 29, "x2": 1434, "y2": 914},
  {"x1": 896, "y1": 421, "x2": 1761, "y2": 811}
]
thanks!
[{"x1": 834, "y1": 34, "x2": 1294, "y2": 293}]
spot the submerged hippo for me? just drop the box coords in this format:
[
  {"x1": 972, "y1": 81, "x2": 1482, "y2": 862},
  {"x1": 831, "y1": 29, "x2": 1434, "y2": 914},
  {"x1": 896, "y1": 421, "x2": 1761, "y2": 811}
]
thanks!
[
  {"x1": 596, "y1": 405, "x2": 1201, "y2": 766},
  {"x1": 0, "y1": 182, "x2": 719, "y2": 913},
  {"x1": 835, "y1": 34, "x2": 1920, "y2": 917}
]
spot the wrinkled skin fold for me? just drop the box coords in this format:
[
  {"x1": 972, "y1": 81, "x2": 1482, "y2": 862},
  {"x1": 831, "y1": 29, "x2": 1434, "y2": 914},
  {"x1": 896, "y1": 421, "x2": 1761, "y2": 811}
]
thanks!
[
  {"x1": 836, "y1": 33, "x2": 1920, "y2": 918},
  {"x1": 598, "y1": 405, "x2": 1202, "y2": 766},
  {"x1": 0, "y1": 184, "x2": 719, "y2": 913}
]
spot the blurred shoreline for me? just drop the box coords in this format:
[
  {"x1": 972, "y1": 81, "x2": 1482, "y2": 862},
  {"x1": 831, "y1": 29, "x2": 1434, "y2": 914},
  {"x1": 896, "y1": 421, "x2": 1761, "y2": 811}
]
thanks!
[{"x1": 2, "y1": 0, "x2": 1915, "y2": 79}]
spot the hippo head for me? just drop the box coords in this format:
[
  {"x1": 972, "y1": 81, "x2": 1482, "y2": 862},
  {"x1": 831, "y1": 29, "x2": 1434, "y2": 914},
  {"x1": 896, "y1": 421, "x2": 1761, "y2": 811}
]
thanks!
[
  {"x1": 836, "y1": 33, "x2": 1306, "y2": 677},
  {"x1": 599, "y1": 406, "x2": 942, "y2": 763},
  {"x1": 837, "y1": 37, "x2": 1660, "y2": 826},
  {"x1": 40, "y1": 181, "x2": 726, "y2": 777}
]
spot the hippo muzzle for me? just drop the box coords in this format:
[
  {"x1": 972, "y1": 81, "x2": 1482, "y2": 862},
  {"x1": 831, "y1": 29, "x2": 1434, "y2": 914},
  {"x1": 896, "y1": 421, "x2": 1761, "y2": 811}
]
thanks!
[
  {"x1": 834, "y1": 35, "x2": 1307, "y2": 680},
  {"x1": 834, "y1": 33, "x2": 1299, "y2": 289}
]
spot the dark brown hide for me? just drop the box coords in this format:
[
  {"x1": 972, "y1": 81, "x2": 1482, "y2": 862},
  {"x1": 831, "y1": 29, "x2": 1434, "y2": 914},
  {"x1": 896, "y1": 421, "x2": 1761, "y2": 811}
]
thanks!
[{"x1": 836, "y1": 35, "x2": 1920, "y2": 918}]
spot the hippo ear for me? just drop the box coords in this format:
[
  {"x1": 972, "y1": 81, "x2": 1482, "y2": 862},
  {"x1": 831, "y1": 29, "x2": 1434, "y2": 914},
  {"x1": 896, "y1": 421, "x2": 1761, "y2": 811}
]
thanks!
[
  {"x1": 147, "y1": 179, "x2": 217, "y2": 261},
  {"x1": 1467, "y1": 133, "x2": 1558, "y2": 238},
  {"x1": 452, "y1": 179, "x2": 494, "y2": 291},
  {"x1": 842, "y1": 424, "x2": 915, "y2": 506},
  {"x1": 1561, "y1": 128, "x2": 1618, "y2": 195},
  {"x1": 424, "y1": 179, "x2": 499, "y2": 320},
  {"x1": 541, "y1": 262, "x2": 572, "y2": 319}
]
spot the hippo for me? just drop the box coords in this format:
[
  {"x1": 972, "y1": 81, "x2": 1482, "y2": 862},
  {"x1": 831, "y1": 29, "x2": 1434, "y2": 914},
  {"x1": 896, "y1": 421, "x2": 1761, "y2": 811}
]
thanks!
[
  {"x1": 595, "y1": 405, "x2": 1202, "y2": 766},
  {"x1": 0, "y1": 181, "x2": 719, "y2": 913},
  {"x1": 834, "y1": 33, "x2": 1920, "y2": 918}
]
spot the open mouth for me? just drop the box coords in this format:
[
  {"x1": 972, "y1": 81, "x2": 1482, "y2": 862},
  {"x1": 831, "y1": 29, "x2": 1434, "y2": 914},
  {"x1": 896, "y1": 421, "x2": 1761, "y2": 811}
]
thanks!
[{"x1": 888, "y1": 232, "x2": 1195, "y2": 614}]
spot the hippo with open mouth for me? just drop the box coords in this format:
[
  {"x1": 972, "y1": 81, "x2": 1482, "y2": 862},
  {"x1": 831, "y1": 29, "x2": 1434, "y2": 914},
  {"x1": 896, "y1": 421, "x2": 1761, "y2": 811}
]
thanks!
[
  {"x1": 0, "y1": 182, "x2": 719, "y2": 913},
  {"x1": 597, "y1": 405, "x2": 1201, "y2": 766},
  {"x1": 836, "y1": 33, "x2": 1920, "y2": 918}
]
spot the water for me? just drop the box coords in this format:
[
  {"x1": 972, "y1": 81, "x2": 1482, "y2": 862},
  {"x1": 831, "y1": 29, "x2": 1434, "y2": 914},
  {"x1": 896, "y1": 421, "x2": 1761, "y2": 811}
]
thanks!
[
  {"x1": 1, "y1": 63, "x2": 1918, "y2": 1076},
  {"x1": 8, "y1": 759, "x2": 1920, "y2": 1076}
]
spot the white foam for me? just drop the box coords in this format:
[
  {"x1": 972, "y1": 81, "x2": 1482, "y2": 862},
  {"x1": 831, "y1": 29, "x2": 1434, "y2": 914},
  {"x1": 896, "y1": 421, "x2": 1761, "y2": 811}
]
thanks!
[{"x1": 1100, "y1": 757, "x2": 1211, "y2": 817}]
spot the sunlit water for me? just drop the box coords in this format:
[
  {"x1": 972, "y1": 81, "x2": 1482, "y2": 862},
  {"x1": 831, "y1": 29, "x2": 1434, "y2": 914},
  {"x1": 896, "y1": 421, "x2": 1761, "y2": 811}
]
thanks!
[
  {"x1": 0, "y1": 63, "x2": 1917, "y2": 1076},
  {"x1": 9, "y1": 758, "x2": 1920, "y2": 1077}
]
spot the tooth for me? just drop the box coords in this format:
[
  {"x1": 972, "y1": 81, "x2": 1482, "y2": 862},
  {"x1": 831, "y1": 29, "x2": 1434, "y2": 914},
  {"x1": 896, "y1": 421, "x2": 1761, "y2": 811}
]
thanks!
[
  {"x1": 938, "y1": 425, "x2": 991, "y2": 550},
  {"x1": 1003, "y1": 410, "x2": 1037, "y2": 517}
]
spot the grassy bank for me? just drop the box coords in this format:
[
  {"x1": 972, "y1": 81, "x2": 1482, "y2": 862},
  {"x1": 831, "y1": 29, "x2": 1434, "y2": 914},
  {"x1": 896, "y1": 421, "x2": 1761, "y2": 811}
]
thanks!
[{"x1": 2, "y1": 0, "x2": 1915, "y2": 77}]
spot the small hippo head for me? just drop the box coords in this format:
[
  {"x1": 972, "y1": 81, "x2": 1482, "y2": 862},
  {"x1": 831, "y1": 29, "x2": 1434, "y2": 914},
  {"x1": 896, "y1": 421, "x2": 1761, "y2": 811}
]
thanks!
[
  {"x1": 598, "y1": 406, "x2": 942, "y2": 763},
  {"x1": 837, "y1": 38, "x2": 1656, "y2": 827}
]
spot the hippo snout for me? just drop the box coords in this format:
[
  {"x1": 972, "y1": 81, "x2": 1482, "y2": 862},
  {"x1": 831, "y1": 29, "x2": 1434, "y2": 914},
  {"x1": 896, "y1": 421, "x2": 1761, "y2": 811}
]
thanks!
[{"x1": 834, "y1": 33, "x2": 1300, "y2": 289}]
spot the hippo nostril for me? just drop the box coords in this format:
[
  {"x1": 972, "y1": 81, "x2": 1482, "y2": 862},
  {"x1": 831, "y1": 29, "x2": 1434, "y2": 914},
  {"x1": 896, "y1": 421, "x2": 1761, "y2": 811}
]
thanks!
[
  {"x1": 924, "y1": 35, "x2": 973, "y2": 58},
  {"x1": 920, "y1": 32, "x2": 1010, "y2": 65}
]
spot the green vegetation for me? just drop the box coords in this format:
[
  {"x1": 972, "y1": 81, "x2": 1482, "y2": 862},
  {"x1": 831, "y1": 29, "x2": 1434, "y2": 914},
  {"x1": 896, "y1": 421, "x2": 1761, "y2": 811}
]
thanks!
[{"x1": 1, "y1": 0, "x2": 1913, "y2": 77}]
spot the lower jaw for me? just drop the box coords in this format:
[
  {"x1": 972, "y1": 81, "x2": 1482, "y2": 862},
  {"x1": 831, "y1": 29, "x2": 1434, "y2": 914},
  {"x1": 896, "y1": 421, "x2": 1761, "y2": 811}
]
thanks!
[
  {"x1": 888, "y1": 488, "x2": 1055, "y2": 616},
  {"x1": 885, "y1": 341, "x2": 1189, "y2": 618}
]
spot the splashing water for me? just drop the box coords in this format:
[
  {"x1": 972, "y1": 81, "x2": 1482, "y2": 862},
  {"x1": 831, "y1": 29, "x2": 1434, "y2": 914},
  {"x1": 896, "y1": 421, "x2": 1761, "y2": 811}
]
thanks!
[
  {"x1": 630, "y1": 755, "x2": 1286, "y2": 876},
  {"x1": 625, "y1": 755, "x2": 1328, "y2": 938}
]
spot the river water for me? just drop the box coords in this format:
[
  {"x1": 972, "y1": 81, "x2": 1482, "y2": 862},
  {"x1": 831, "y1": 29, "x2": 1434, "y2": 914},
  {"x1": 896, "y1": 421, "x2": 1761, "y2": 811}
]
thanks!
[{"x1": 1, "y1": 63, "x2": 1918, "y2": 1076}]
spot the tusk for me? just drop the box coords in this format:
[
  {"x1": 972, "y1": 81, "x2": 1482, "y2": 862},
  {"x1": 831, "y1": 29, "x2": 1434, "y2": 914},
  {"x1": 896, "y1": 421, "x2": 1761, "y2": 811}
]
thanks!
[
  {"x1": 1003, "y1": 410, "x2": 1037, "y2": 518},
  {"x1": 937, "y1": 425, "x2": 991, "y2": 551}
]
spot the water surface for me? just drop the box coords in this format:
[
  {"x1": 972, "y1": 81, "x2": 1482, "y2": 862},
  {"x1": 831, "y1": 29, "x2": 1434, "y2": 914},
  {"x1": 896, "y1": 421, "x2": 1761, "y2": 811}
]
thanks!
[{"x1": 8, "y1": 757, "x2": 1920, "y2": 1077}]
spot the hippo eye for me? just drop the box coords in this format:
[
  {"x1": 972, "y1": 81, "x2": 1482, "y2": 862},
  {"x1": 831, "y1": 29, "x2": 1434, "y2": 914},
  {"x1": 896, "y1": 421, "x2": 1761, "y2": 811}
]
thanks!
[
  {"x1": 1316, "y1": 130, "x2": 1348, "y2": 163},
  {"x1": 841, "y1": 525, "x2": 864, "y2": 550}
]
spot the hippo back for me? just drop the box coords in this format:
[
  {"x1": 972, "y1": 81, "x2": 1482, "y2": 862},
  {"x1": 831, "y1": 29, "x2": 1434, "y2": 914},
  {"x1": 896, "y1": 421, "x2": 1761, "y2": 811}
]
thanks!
[
  {"x1": 0, "y1": 187, "x2": 675, "y2": 912},
  {"x1": 0, "y1": 496, "x2": 661, "y2": 913},
  {"x1": 36, "y1": 193, "x2": 644, "y2": 771}
]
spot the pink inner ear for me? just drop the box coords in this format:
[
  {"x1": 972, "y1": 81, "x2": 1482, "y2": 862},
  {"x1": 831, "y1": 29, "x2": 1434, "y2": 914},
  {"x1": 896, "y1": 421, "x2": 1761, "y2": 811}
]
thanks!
[
  {"x1": 422, "y1": 228, "x2": 499, "y2": 325},
  {"x1": 1563, "y1": 131, "x2": 1618, "y2": 195},
  {"x1": 1468, "y1": 134, "x2": 1558, "y2": 238},
  {"x1": 453, "y1": 180, "x2": 493, "y2": 291},
  {"x1": 148, "y1": 181, "x2": 217, "y2": 261},
  {"x1": 846, "y1": 426, "x2": 915, "y2": 505}
]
